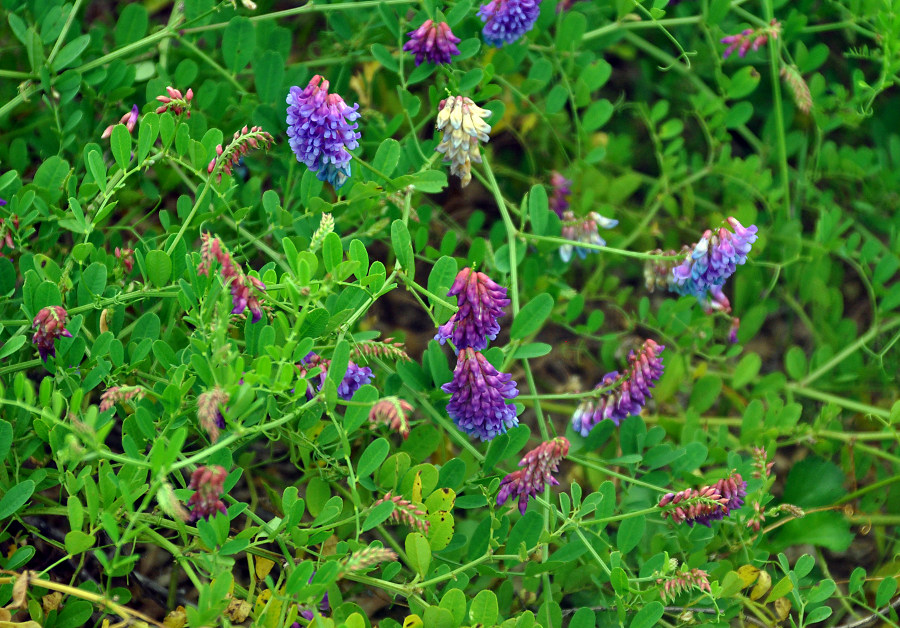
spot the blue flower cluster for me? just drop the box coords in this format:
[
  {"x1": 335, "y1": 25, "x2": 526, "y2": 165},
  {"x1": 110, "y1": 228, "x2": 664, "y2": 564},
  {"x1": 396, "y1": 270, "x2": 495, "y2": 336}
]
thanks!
[
  {"x1": 286, "y1": 75, "x2": 361, "y2": 189},
  {"x1": 477, "y1": 0, "x2": 542, "y2": 47}
]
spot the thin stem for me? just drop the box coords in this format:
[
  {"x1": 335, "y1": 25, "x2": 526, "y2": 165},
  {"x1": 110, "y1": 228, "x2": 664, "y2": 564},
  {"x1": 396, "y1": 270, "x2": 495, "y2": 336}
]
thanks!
[
  {"x1": 762, "y1": 0, "x2": 791, "y2": 218},
  {"x1": 524, "y1": 233, "x2": 679, "y2": 260}
]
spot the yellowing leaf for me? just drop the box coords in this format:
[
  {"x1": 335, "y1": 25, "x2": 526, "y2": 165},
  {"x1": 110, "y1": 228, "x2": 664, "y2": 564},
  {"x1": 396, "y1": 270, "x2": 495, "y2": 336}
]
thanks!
[
  {"x1": 255, "y1": 557, "x2": 275, "y2": 580},
  {"x1": 41, "y1": 592, "x2": 62, "y2": 613},
  {"x1": 402, "y1": 614, "x2": 424, "y2": 628},
  {"x1": 225, "y1": 599, "x2": 251, "y2": 623},
  {"x1": 411, "y1": 471, "x2": 423, "y2": 504},
  {"x1": 163, "y1": 606, "x2": 187, "y2": 628},
  {"x1": 775, "y1": 597, "x2": 792, "y2": 621},
  {"x1": 737, "y1": 564, "x2": 760, "y2": 588},
  {"x1": 750, "y1": 569, "x2": 771, "y2": 600}
]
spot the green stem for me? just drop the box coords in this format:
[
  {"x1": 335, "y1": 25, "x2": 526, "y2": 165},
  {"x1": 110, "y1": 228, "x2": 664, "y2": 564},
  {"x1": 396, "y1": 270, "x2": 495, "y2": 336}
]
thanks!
[
  {"x1": 47, "y1": 0, "x2": 85, "y2": 65},
  {"x1": 762, "y1": 0, "x2": 791, "y2": 218},
  {"x1": 801, "y1": 317, "x2": 900, "y2": 386},
  {"x1": 166, "y1": 178, "x2": 213, "y2": 256},
  {"x1": 524, "y1": 233, "x2": 679, "y2": 260},
  {"x1": 785, "y1": 384, "x2": 892, "y2": 420},
  {"x1": 584, "y1": 16, "x2": 702, "y2": 41},
  {"x1": 569, "y1": 453, "x2": 669, "y2": 493},
  {"x1": 177, "y1": 36, "x2": 247, "y2": 94}
]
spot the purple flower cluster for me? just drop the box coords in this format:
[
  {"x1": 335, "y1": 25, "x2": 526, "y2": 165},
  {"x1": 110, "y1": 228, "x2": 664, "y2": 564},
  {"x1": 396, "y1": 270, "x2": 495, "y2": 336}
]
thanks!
[
  {"x1": 560, "y1": 210, "x2": 619, "y2": 262},
  {"x1": 658, "y1": 472, "x2": 747, "y2": 527},
  {"x1": 442, "y1": 348, "x2": 519, "y2": 441},
  {"x1": 197, "y1": 233, "x2": 266, "y2": 323},
  {"x1": 286, "y1": 75, "x2": 361, "y2": 188},
  {"x1": 571, "y1": 339, "x2": 665, "y2": 436},
  {"x1": 435, "y1": 267, "x2": 510, "y2": 350},
  {"x1": 403, "y1": 20, "x2": 461, "y2": 66},
  {"x1": 31, "y1": 306, "x2": 72, "y2": 362},
  {"x1": 671, "y1": 217, "x2": 758, "y2": 302},
  {"x1": 297, "y1": 352, "x2": 374, "y2": 401},
  {"x1": 497, "y1": 437, "x2": 569, "y2": 514},
  {"x1": 477, "y1": 0, "x2": 541, "y2": 47},
  {"x1": 101, "y1": 104, "x2": 138, "y2": 139},
  {"x1": 549, "y1": 171, "x2": 571, "y2": 218},
  {"x1": 186, "y1": 465, "x2": 228, "y2": 522}
]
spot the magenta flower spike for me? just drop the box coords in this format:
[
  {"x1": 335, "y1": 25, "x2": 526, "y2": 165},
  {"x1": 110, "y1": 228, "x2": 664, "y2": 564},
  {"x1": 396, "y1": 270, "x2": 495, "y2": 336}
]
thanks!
[
  {"x1": 197, "y1": 233, "x2": 267, "y2": 323},
  {"x1": 403, "y1": 19, "x2": 461, "y2": 66},
  {"x1": 497, "y1": 437, "x2": 570, "y2": 514},
  {"x1": 101, "y1": 104, "x2": 139, "y2": 139},
  {"x1": 657, "y1": 472, "x2": 747, "y2": 527},
  {"x1": 435, "y1": 267, "x2": 510, "y2": 350},
  {"x1": 186, "y1": 465, "x2": 228, "y2": 522},
  {"x1": 571, "y1": 339, "x2": 665, "y2": 436},
  {"x1": 442, "y1": 348, "x2": 519, "y2": 441},
  {"x1": 721, "y1": 19, "x2": 780, "y2": 59},
  {"x1": 286, "y1": 75, "x2": 361, "y2": 189},
  {"x1": 31, "y1": 306, "x2": 73, "y2": 362}
]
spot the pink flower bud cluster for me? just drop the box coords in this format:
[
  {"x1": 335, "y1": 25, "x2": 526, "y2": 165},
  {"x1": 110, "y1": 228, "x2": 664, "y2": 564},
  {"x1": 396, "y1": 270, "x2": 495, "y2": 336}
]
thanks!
[
  {"x1": 155, "y1": 86, "x2": 193, "y2": 117},
  {"x1": 497, "y1": 437, "x2": 570, "y2": 515},
  {"x1": 197, "y1": 233, "x2": 266, "y2": 323},
  {"x1": 372, "y1": 492, "x2": 430, "y2": 534},
  {"x1": 721, "y1": 19, "x2": 780, "y2": 59},
  {"x1": 339, "y1": 547, "x2": 399, "y2": 575},
  {"x1": 186, "y1": 465, "x2": 228, "y2": 522},
  {"x1": 658, "y1": 472, "x2": 746, "y2": 527},
  {"x1": 751, "y1": 447, "x2": 774, "y2": 479},
  {"x1": 99, "y1": 386, "x2": 145, "y2": 412},
  {"x1": 657, "y1": 568, "x2": 712, "y2": 601},
  {"x1": 351, "y1": 338, "x2": 411, "y2": 362},
  {"x1": 369, "y1": 397, "x2": 414, "y2": 440},
  {"x1": 207, "y1": 125, "x2": 275, "y2": 183},
  {"x1": 0, "y1": 214, "x2": 19, "y2": 253},
  {"x1": 32, "y1": 306, "x2": 73, "y2": 362},
  {"x1": 197, "y1": 387, "x2": 229, "y2": 442},
  {"x1": 101, "y1": 104, "x2": 139, "y2": 139},
  {"x1": 115, "y1": 246, "x2": 134, "y2": 274}
]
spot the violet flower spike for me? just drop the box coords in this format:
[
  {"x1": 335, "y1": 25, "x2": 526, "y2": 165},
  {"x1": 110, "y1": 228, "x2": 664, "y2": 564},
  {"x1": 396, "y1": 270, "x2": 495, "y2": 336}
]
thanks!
[
  {"x1": 721, "y1": 19, "x2": 780, "y2": 59},
  {"x1": 671, "y1": 217, "x2": 758, "y2": 302},
  {"x1": 571, "y1": 339, "x2": 665, "y2": 436},
  {"x1": 101, "y1": 104, "x2": 139, "y2": 139},
  {"x1": 497, "y1": 437, "x2": 570, "y2": 514},
  {"x1": 442, "y1": 348, "x2": 519, "y2": 441},
  {"x1": 657, "y1": 472, "x2": 747, "y2": 527},
  {"x1": 403, "y1": 19, "x2": 461, "y2": 66},
  {"x1": 549, "y1": 171, "x2": 571, "y2": 218},
  {"x1": 435, "y1": 267, "x2": 510, "y2": 350},
  {"x1": 478, "y1": 0, "x2": 541, "y2": 47},
  {"x1": 286, "y1": 76, "x2": 361, "y2": 189}
]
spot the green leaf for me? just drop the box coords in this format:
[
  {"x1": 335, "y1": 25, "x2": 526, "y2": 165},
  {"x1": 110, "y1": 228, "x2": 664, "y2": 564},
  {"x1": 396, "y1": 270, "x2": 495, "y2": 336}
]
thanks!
[
  {"x1": 87, "y1": 149, "x2": 107, "y2": 192},
  {"x1": 357, "y1": 438, "x2": 390, "y2": 478},
  {"x1": 732, "y1": 352, "x2": 761, "y2": 388},
  {"x1": 0, "y1": 420, "x2": 12, "y2": 462},
  {"x1": 470, "y1": 590, "x2": 499, "y2": 625},
  {"x1": 511, "y1": 293, "x2": 554, "y2": 340},
  {"x1": 0, "y1": 336, "x2": 27, "y2": 360},
  {"x1": 610, "y1": 567, "x2": 629, "y2": 596},
  {"x1": 52, "y1": 33, "x2": 90, "y2": 71},
  {"x1": 528, "y1": 184, "x2": 549, "y2": 235},
  {"x1": 372, "y1": 138, "x2": 402, "y2": 179},
  {"x1": 405, "y1": 532, "x2": 432, "y2": 577},
  {"x1": 145, "y1": 250, "x2": 172, "y2": 287},
  {"x1": 764, "y1": 575, "x2": 794, "y2": 603},
  {"x1": 362, "y1": 501, "x2": 395, "y2": 532},
  {"x1": 782, "y1": 457, "x2": 846, "y2": 507},
  {"x1": 322, "y1": 231, "x2": 342, "y2": 274},
  {"x1": 64, "y1": 530, "x2": 96, "y2": 555},
  {"x1": 569, "y1": 608, "x2": 596, "y2": 628},
  {"x1": 439, "y1": 588, "x2": 467, "y2": 625},
  {"x1": 688, "y1": 375, "x2": 721, "y2": 413},
  {"x1": 137, "y1": 112, "x2": 159, "y2": 163},
  {"x1": 254, "y1": 50, "x2": 285, "y2": 103},
  {"x1": 582, "y1": 100, "x2": 614, "y2": 131},
  {"x1": 110, "y1": 124, "x2": 131, "y2": 170},
  {"x1": 326, "y1": 340, "x2": 350, "y2": 395},
  {"x1": 0, "y1": 480, "x2": 35, "y2": 519},
  {"x1": 725, "y1": 66, "x2": 761, "y2": 100},
  {"x1": 371, "y1": 43, "x2": 398, "y2": 73},
  {"x1": 222, "y1": 17, "x2": 256, "y2": 74},
  {"x1": 555, "y1": 11, "x2": 586, "y2": 51},
  {"x1": 114, "y1": 3, "x2": 149, "y2": 47},
  {"x1": 784, "y1": 346, "x2": 807, "y2": 380},
  {"x1": 391, "y1": 220, "x2": 414, "y2": 280},
  {"x1": 629, "y1": 602, "x2": 664, "y2": 628},
  {"x1": 806, "y1": 607, "x2": 832, "y2": 624},
  {"x1": 34, "y1": 155, "x2": 69, "y2": 202},
  {"x1": 616, "y1": 515, "x2": 645, "y2": 554},
  {"x1": 877, "y1": 576, "x2": 898, "y2": 608}
]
